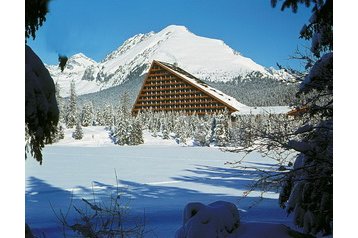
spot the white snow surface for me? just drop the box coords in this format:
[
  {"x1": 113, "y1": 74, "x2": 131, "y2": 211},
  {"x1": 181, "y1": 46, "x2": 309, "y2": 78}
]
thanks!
[
  {"x1": 175, "y1": 201, "x2": 240, "y2": 238},
  {"x1": 26, "y1": 126, "x2": 297, "y2": 237},
  {"x1": 47, "y1": 25, "x2": 294, "y2": 97},
  {"x1": 231, "y1": 106, "x2": 292, "y2": 116}
]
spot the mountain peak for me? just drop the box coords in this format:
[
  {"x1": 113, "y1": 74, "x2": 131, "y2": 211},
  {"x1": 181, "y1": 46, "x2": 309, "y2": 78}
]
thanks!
[
  {"x1": 67, "y1": 53, "x2": 96, "y2": 66},
  {"x1": 47, "y1": 25, "x2": 295, "y2": 97},
  {"x1": 160, "y1": 25, "x2": 189, "y2": 34},
  {"x1": 70, "y1": 53, "x2": 95, "y2": 61}
]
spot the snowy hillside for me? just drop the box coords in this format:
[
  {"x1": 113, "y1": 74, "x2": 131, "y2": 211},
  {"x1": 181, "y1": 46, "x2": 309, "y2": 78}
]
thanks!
[{"x1": 47, "y1": 25, "x2": 294, "y2": 97}]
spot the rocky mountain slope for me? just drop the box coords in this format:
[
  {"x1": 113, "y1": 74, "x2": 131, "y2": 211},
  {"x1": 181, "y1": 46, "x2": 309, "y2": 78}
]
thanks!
[{"x1": 48, "y1": 25, "x2": 295, "y2": 97}]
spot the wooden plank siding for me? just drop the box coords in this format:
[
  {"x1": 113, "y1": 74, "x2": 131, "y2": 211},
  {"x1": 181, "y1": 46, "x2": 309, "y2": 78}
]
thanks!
[{"x1": 131, "y1": 60, "x2": 238, "y2": 115}]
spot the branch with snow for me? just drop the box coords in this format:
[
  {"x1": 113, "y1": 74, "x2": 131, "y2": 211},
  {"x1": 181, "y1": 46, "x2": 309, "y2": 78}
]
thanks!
[{"x1": 25, "y1": 45, "x2": 59, "y2": 164}]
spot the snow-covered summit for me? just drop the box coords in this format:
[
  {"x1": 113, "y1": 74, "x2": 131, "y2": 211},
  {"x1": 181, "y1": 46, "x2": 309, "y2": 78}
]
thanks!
[
  {"x1": 47, "y1": 53, "x2": 101, "y2": 97},
  {"x1": 65, "y1": 53, "x2": 96, "y2": 70},
  {"x1": 47, "y1": 25, "x2": 296, "y2": 97}
]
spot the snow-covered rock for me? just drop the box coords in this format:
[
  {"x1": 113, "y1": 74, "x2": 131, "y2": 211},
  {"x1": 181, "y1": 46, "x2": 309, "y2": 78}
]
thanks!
[
  {"x1": 175, "y1": 201, "x2": 240, "y2": 238},
  {"x1": 46, "y1": 53, "x2": 101, "y2": 97}
]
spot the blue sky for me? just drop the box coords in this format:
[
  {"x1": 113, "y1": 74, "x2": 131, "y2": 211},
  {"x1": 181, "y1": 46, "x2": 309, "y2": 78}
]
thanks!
[{"x1": 27, "y1": 0, "x2": 312, "y2": 70}]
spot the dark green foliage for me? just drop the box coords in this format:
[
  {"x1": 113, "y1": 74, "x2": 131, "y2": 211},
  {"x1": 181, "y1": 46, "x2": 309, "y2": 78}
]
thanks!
[
  {"x1": 25, "y1": 45, "x2": 59, "y2": 164},
  {"x1": 25, "y1": 0, "x2": 58, "y2": 164},
  {"x1": 58, "y1": 55, "x2": 68, "y2": 72},
  {"x1": 271, "y1": 0, "x2": 314, "y2": 12},
  {"x1": 25, "y1": 0, "x2": 50, "y2": 40}
]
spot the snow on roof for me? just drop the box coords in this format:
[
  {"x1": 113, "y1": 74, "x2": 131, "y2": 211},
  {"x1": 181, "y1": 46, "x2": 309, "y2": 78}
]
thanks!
[
  {"x1": 231, "y1": 106, "x2": 292, "y2": 116},
  {"x1": 156, "y1": 61, "x2": 249, "y2": 112}
]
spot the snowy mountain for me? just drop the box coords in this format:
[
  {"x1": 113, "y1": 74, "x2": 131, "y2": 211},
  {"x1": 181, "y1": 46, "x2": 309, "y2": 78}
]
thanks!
[
  {"x1": 47, "y1": 25, "x2": 295, "y2": 97},
  {"x1": 46, "y1": 53, "x2": 102, "y2": 96}
]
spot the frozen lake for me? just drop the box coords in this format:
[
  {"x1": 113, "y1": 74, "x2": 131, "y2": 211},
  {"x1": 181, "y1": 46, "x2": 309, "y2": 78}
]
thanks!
[{"x1": 25, "y1": 128, "x2": 291, "y2": 237}]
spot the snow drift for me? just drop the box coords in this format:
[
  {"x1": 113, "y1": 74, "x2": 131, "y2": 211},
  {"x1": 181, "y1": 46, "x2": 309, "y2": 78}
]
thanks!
[{"x1": 175, "y1": 201, "x2": 240, "y2": 238}]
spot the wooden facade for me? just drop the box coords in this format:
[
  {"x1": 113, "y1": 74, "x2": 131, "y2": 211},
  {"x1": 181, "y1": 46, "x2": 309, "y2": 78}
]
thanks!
[{"x1": 132, "y1": 60, "x2": 239, "y2": 115}]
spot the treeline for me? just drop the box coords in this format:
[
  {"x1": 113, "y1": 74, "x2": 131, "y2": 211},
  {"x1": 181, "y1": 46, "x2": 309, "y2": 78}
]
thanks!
[
  {"x1": 206, "y1": 77, "x2": 299, "y2": 107},
  {"x1": 53, "y1": 80, "x2": 302, "y2": 147}
]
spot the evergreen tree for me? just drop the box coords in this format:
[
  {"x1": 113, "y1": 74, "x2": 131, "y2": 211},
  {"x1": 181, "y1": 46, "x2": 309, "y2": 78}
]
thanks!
[
  {"x1": 94, "y1": 109, "x2": 104, "y2": 126},
  {"x1": 65, "y1": 80, "x2": 78, "y2": 128},
  {"x1": 119, "y1": 92, "x2": 131, "y2": 117},
  {"x1": 81, "y1": 101, "x2": 94, "y2": 127},
  {"x1": 54, "y1": 82, "x2": 64, "y2": 122},
  {"x1": 102, "y1": 104, "x2": 115, "y2": 127},
  {"x1": 193, "y1": 120, "x2": 210, "y2": 146},
  {"x1": 212, "y1": 114, "x2": 229, "y2": 147},
  {"x1": 49, "y1": 123, "x2": 65, "y2": 143},
  {"x1": 57, "y1": 124, "x2": 65, "y2": 140},
  {"x1": 128, "y1": 118, "x2": 144, "y2": 145},
  {"x1": 72, "y1": 122, "x2": 83, "y2": 140},
  {"x1": 271, "y1": 1, "x2": 333, "y2": 235},
  {"x1": 25, "y1": 0, "x2": 50, "y2": 40}
]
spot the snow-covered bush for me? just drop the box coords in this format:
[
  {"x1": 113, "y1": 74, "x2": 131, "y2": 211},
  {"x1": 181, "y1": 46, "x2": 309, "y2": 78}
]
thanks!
[{"x1": 175, "y1": 201, "x2": 240, "y2": 238}]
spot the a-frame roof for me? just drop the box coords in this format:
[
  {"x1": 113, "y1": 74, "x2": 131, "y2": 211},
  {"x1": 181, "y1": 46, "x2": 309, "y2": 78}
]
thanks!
[{"x1": 153, "y1": 60, "x2": 248, "y2": 112}]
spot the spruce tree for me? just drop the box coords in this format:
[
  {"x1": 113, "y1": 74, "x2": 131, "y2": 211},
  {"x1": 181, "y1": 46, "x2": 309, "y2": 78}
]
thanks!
[
  {"x1": 102, "y1": 104, "x2": 115, "y2": 127},
  {"x1": 65, "y1": 80, "x2": 78, "y2": 128},
  {"x1": 212, "y1": 114, "x2": 229, "y2": 147},
  {"x1": 25, "y1": 0, "x2": 50, "y2": 40},
  {"x1": 128, "y1": 118, "x2": 144, "y2": 145},
  {"x1": 72, "y1": 122, "x2": 83, "y2": 140},
  {"x1": 271, "y1": 0, "x2": 333, "y2": 235},
  {"x1": 81, "y1": 101, "x2": 94, "y2": 127},
  {"x1": 193, "y1": 120, "x2": 210, "y2": 146}
]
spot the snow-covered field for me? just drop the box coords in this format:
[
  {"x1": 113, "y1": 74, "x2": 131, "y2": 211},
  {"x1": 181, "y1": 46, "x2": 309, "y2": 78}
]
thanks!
[{"x1": 26, "y1": 126, "x2": 294, "y2": 237}]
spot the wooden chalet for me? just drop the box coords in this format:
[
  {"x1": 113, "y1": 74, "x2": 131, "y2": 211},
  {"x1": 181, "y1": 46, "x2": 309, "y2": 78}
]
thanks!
[{"x1": 132, "y1": 60, "x2": 246, "y2": 115}]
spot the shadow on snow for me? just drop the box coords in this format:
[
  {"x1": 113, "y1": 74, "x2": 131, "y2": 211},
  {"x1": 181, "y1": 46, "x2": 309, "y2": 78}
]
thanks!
[{"x1": 26, "y1": 166, "x2": 290, "y2": 237}]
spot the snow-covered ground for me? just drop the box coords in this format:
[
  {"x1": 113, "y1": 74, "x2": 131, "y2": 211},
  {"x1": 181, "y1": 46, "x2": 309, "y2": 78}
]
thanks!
[{"x1": 26, "y1": 126, "x2": 295, "y2": 237}]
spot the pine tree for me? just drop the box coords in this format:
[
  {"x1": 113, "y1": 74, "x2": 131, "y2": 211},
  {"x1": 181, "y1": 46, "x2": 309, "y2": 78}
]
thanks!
[
  {"x1": 94, "y1": 109, "x2": 104, "y2": 126},
  {"x1": 72, "y1": 122, "x2": 83, "y2": 140},
  {"x1": 65, "y1": 80, "x2": 78, "y2": 128},
  {"x1": 25, "y1": 0, "x2": 50, "y2": 40},
  {"x1": 128, "y1": 118, "x2": 144, "y2": 145},
  {"x1": 81, "y1": 101, "x2": 94, "y2": 127},
  {"x1": 25, "y1": 0, "x2": 59, "y2": 164},
  {"x1": 212, "y1": 114, "x2": 229, "y2": 147},
  {"x1": 102, "y1": 104, "x2": 115, "y2": 127},
  {"x1": 193, "y1": 120, "x2": 210, "y2": 146},
  {"x1": 119, "y1": 92, "x2": 131, "y2": 117},
  {"x1": 57, "y1": 124, "x2": 65, "y2": 140},
  {"x1": 271, "y1": 0, "x2": 333, "y2": 235}
]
